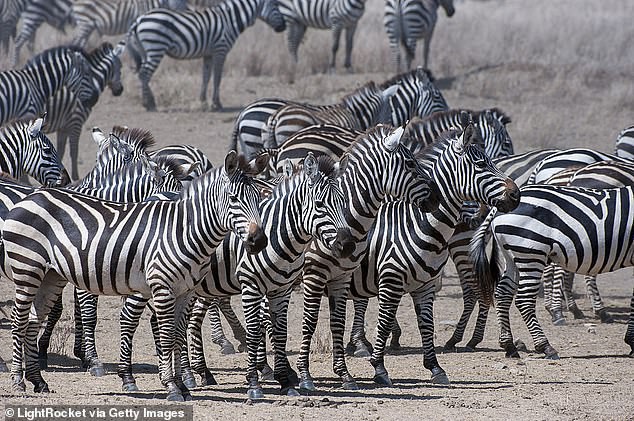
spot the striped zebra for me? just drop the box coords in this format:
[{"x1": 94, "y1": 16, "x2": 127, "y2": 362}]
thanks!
[
  {"x1": 261, "y1": 82, "x2": 397, "y2": 148},
  {"x1": 1, "y1": 46, "x2": 93, "y2": 126},
  {"x1": 5, "y1": 151, "x2": 269, "y2": 401},
  {"x1": 384, "y1": 0, "x2": 455, "y2": 72},
  {"x1": 470, "y1": 184, "x2": 634, "y2": 359},
  {"x1": 343, "y1": 123, "x2": 519, "y2": 387},
  {"x1": 0, "y1": 0, "x2": 28, "y2": 54},
  {"x1": 70, "y1": 0, "x2": 187, "y2": 48},
  {"x1": 615, "y1": 124, "x2": 634, "y2": 160},
  {"x1": 126, "y1": 0, "x2": 286, "y2": 111},
  {"x1": 10, "y1": 0, "x2": 73, "y2": 67},
  {"x1": 150, "y1": 143, "x2": 214, "y2": 181},
  {"x1": 42, "y1": 42, "x2": 125, "y2": 180},
  {"x1": 0, "y1": 116, "x2": 70, "y2": 187},
  {"x1": 230, "y1": 67, "x2": 449, "y2": 159},
  {"x1": 278, "y1": 0, "x2": 366, "y2": 72}
]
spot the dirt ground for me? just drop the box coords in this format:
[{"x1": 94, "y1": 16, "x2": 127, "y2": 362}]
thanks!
[{"x1": 1, "y1": 0, "x2": 634, "y2": 419}]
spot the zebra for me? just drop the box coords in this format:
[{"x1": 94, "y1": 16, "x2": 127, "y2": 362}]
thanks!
[
  {"x1": 0, "y1": 0, "x2": 28, "y2": 54},
  {"x1": 261, "y1": 81, "x2": 398, "y2": 148},
  {"x1": 615, "y1": 124, "x2": 634, "y2": 160},
  {"x1": 42, "y1": 42, "x2": 125, "y2": 180},
  {"x1": 470, "y1": 183, "x2": 634, "y2": 360},
  {"x1": 279, "y1": 0, "x2": 366, "y2": 72},
  {"x1": 70, "y1": 0, "x2": 187, "y2": 49},
  {"x1": 384, "y1": 0, "x2": 455, "y2": 72},
  {"x1": 0, "y1": 116, "x2": 70, "y2": 187},
  {"x1": 126, "y1": 0, "x2": 286, "y2": 111},
  {"x1": 4, "y1": 150, "x2": 269, "y2": 401},
  {"x1": 10, "y1": 0, "x2": 73, "y2": 68},
  {"x1": 1, "y1": 46, "x2": 93, "y2": 126},
  {"x1": 230, "y1": 67, "x2": 449, "y2": 159},
  {"x1": 150, "y1": 143, "x2": 215, "y2": 182},
  {"x1": 342, "y1": 123, "x2": 519, "y2": 387}
]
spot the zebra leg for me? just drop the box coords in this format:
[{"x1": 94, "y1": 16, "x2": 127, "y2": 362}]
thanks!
[
  {"x1": 208, "y1": 298, "x2": 237, "y2": 355},
  {"x1": 210, "y1": 55, "x2": 226, "y2": 111},
  {"x1": 37, "y1": 292, "x2": 64, "y2": 370},
  {"x1": 118, "y1": 294, "x2": 150, "y2": 392},
  {"x1": 549, "y1": 265, "x2": 567, "y2": 325},
  {"x1": 72, "y1": 288, "x2": 85, "y2": 363},
  {"x1": 76, "y1": 289, "x2": 104, "y2": 376},
  {"x1": 286, "y1": 21, "x2": 306, "y2": 64},
  {"x1": 564, "y1": 272, "x2": 585, "y2": 319},
  {"x1": 410, "y1": 283, "x2": 449, "y2": 385},
  {"x1": 466, "y1": 299, "x2": 491, "y2": 351},
  {"x1": 515, "y1": 273, "x2": 559, "y2": 359},
  {"x1": 327, "y1": 278, "x2": 358, "y2": 390},
  {"x1": 68, "y1": 124, "x2": 83, "y2": 181},
  {"x1": 542, "y1": 264, "x2": 554, "y2": 317},
  {"x1": 343, "y1": 25, "x2": 357, "y2": 72},
  {"x1": 625, "y1": 287, "x2": 634, "y2": 357},
  {"x1": 586, "y1": 275, "x2": 613, "y2": 323},
  {"x1": 444, "y1": 282, "x2": 477, "y2": 352},
  {"x1": 172, "y1": 293, "x2": 195, "y2": 401},
  {"x1": 346, "y1": 298, "x2": 373, "y2": 357},
  {"x1": 268, "y1": 289, "x2": 300, "y2": 396},
  {"x1": 70, "y1": 23, "x2": 93, "y2": 49},
  {"x1": 296, "y1": 273, "x2": 326, "y2": 392},
  {"x1": 256, "y1": 299, "x2": 274, "y2": 380},
  {"x1": 404, "y1": 38, "x2": 417, "y2": 71},
  {"x1": 55, "y1": 129, "x2": 69, "y2": 176},
  {"x1": 495, "y1": 272, "x2": 521, "y2": 358},
  {"x1": 138, "y1": 56, "x2": 162, "y2": 112},
  {"x1": 217, "y1": 296, "x2": 248, "y2": 352},
  {"x1": 370, "y1": 285, "x2": 404, "y2": 386},
  {"x1": 422, "y1": 27, "x2": 434, "y2": 70},
  {"x1": 188, "y1": 297, "x2": 218, "y2": 386},
  {"x1": 389, "y1": 312, "x2": 402, "y2": 351},
  {"x1": 329, "y1": 25, "x2": 343, "y2": 73},
  {"x1": 241, "y1": 286, "x2": 267, "y2": 399}
]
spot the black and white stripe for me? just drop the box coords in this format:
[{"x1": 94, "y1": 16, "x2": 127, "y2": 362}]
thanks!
[
  {"x1": 615, "y1": 124, "x2": 634, "y2": 160},
  {"x1": 384, "y1": 0, "x2": 455, "y2": 71},
  {"x1": 0, "y1": 0, "x2": 28, "y2": 54},
  {"x1": 126, "y1": 0, "x2": 285, "y2": 111}
]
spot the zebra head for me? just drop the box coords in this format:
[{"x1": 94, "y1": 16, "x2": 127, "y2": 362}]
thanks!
[
  {"x1": 69, "y1": 50, "x2": 100, "y2": 108},
  {"x1": 221, "y1": 151, "x2": 269, "y2": 254},
  {"x1": 88, "y1": 41, "x2": 125, "y2": 97},
  {"x1": 302, "y1": 153, "x2": 355, "y2": 258},
  {"x1": 412, "y1": 68, "x2": 449, "y2": 119},
  {"x1": 474, "y1": 108, "x2": 514, "y2": 158},
  {"x1": 438, "y1": 0, "x2": 455, "y2": 17},
  {"x1": 258, "y1": 0, "x2": 286, "y2": 33},
  {"x1": 147, "y1": 156, "x2": 187, "y2": 196},
  {"x1": 417, "y1": 121, "x2": 520, "y2": 214},
  {"x1": 346, "y1": 124, "x2": 440, "y2": 212},
  {"x1": 24, "y1": 117, "x2": 71, "y2": 187}
]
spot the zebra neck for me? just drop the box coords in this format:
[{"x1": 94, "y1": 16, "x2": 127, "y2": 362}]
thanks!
[
  {"x1": 216, "y1": 0, "x2": 259, "y2": 33},
  {"x1": 262, "y1": 179, "x2": 313, "y2": 244}
]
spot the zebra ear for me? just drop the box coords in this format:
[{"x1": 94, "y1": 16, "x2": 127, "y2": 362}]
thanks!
[
  {"x1": 283, "y1": 159, "x2": 294, "y2": 178},
  {"x1": 304, "y1": 152, "x2": 318, "y2": 183},
  {"x1": 184, "y1": 161, "x2": 202, "y2": 178},
  {"x1": 28, "y1": 118, "x2": 44, "y2": 137},
  {"x1": 381, "y1": 84, "x2": 399, "y2": 100},
  {"x1": 91, "y1": 127, "x2": 107, "y2": 147},
  {"x1": 224, "y1": 150, "x2": 239, "y2": 177},
  {"x1": 383, "y1": 126, "x2": 405, "y2": 152},
  {"x1": 335, "y1": 154, "x2": 349, "y2": 178},
  {"x1": 251, "y1": 152, "x2": 270, "y2": 176}
]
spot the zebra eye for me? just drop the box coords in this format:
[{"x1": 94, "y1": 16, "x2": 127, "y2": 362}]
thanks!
[{"x1": 315, "y1": 199, "x2": 324, "y2": 207}]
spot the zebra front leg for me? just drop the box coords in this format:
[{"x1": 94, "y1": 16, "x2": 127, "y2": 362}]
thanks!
[
  {"x1": 210, "y1": 55, "x2": 226, "y2": 111},
  {"x1": 77, "y1": 289, "x2": 105, "y2": 376},
  {"x1": 269, "y1": 290, "x2": 300, "y2": 396},
  {"x1": 327, "y1": 279, "x2": 358, "y2": 390},
  {"x1": 139, "y1": 60, "x2": 160, "y2": 111},
  {"x1": 172, "y1": 294, "x2": 195, "y2": 401},
  {"x1": 118, "y1": 294, "x2": 150, "y2": 392},
  {"x1": 329, "y1": 26, "x2": 343, "y2": 73},
  {"x1": 411, "y1": 283, "x2": 449, "y2": 385},
  {"x1": 242, "y1": 287, "x2": 267, "y2": 399},
  {"x1": 256, "y1": 299, "x2": 274, "y2": 380},
  {"x1": 515, "y1": 277, "x2": 559, "y2": 359},
  {"x1": 296, "y1": 276, "x2": 326, "y2": 392},
  {"x1": 188, "y1": 297, "x2": 217, "y2": 386},
  {"x1": 37, "y1": 292, "x2": 64, "y2": 370},
  {"x1": 370, "y1": 287, "x2": 403, "y2": 386},
  {"x1": 347, "y1": 298, "x2": 373, "y2": 357}
]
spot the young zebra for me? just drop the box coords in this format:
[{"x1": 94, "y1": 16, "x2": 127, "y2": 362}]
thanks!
[
  {"x1": 0, "y1": 116, "x2": 70, "y2": 187},
  {"x1": 471, "y1": 184, "x2": 634, "y2": 359},
  {"x1": 345, "y1": 123, "x2": 519, "y2": 387},
  {"x1": 615, "y1": 124, "x2": 634, "y2": 160},
  {"x1": 384, "y1": 0, "x2": 455, "y2": 72},
  {"x1": 126, "y1": 0, "x2": 286, "y2": 111},
  {"x1": 70, "y1": 0, "x2": 186, "y2": 48},
  {"x1": 4, "y1": 151, "x2": 269, "y2": 401},
  {"x1": 1, "y1": 47, "x2": 92, "y2": 126},
  {"x1": 231, "y1": 68, "x2": 448, "y2": 159},
  {"x1": 10, "y1": 0, "x2": 73, "y2": 67},
  {"x1": 261, "y1": 82, "x2": 397, "y2": 148},
  {"x1": 278, "y1": 0, "x2": 366, "y2": 72},
  {"x1": 43, "y1": 42, "x2": 125, "y2": 180}
]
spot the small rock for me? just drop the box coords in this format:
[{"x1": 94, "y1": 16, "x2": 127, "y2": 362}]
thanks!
[{"x1": 493, "y1": 362, "x2": 508, "y2": 370}]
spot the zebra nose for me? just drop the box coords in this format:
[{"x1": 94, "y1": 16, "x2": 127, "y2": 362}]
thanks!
[
  {"x1": 245, "y1": 224, "x2": 268, "y2": 254},
  {"x1": 332, "y1": 228, "x2": 355, "y2": 258},
  {"x1": 56, "y1": 168, "x2": 72, "y2": 186}
]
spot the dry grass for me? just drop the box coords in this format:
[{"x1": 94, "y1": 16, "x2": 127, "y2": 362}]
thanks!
[{"x1": 46, "y1": 314, "x2": 75, "y2": 357}]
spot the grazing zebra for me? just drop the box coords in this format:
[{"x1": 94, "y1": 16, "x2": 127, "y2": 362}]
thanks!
[
  {"x1": 126, "y1": 0, "x2": 286, "y2": 111},
  {"x1": 42, "y1": 42, "x2": 125, "y2": 180},
  {"x1": 70, "y1": 0, "x2": 187, "y2": 48},
  {"x1": 0, "y1": 116, "x2": 70, "y2": 187},
  {"x1": 279, "y1": 0, "x2": 366, "y2": 72},
  {"x1": 471, "y1": 184, "x2": 634, "y2": 359},
  {"x1": 615, "y1": 124, "x2": 634, "y2": 160},
  {"x1": 384, "y1": 0, "x2": 455, "y2": 72},
  {"x1": 5, "y1": 150, "x2": 269, "y2": 401},
  {"x1": 231, "y1": 68, "x2": 448, "y2": 159},
  {"x1": 261, "y1": 82, "x2": 397, "y2": 148},
  {"x1": 344, "y1": 123, "x2": 519, "y2": 387},
  {"x1": 10, "y1": 0, "x2": 73, "y2": 67},
  {"x1": 1, "y1": 47, "x2": 92, "y2": 126}
]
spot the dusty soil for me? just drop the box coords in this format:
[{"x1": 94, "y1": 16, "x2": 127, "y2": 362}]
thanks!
[{"x1": 1, "y1": 0, "x2": 634, "y2": 418}]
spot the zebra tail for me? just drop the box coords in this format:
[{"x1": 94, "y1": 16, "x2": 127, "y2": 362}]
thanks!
[
  {"x1": 126, "y1": 20, "x2": 145, "y2": 73},
  {"x1": 469, "y1": 206, "x2": 499, "y2": 306}
]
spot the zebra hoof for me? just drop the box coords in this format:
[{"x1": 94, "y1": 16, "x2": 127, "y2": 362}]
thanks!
[
  {"x1": 182, "y1": 371, "x2": 197, "y2": 389},
  {"x1": 514, "y1": 339, "x2": 528, "y2": 353},
  {"x1": 373, "y1": 373, "x2": 393, "y2": 386},
  {"x1": 200, "y1": 369, "x2": 218, "y2": 386},
  {"x1": 259, "y1": 364, "x2": 274, "y2": 381},
  {"x1": 33, "y1": 381, "x2": 50, "y2": 393},
  {"x1": 504, "y1": 343, "x2": 521, "y2": 358},
  {"x1": 122, "y1": 382, "x2": 139, "y2": 392},
  {"x1": 282, "y1": 387, "x2": 300, "y2": 397},
  {"x1": 247, "y1": 386, "x2": 264, "y2": 400},
  {"x1": 551, "y1": 311, "x2": 566, "y2": 326},
  {"x1": 220, "y1": 342, "x2": 236, "y2": 355},
  {"x1": 89, "y1": 364, "x2": 106, "y2": 377},
  {"x1": 0, "y1": 360, "x2": 8, "y2": 372},
  {"x1": 570, "y1": 305, "x2": 585, "y2": 319},
  {"x1": 12, "y1": 376, "x2": 26, "y2": 392},
  {"x1": 298, "y1": 375, "x2": 316, "y2": 392},
  {"x1": 443, "y1": 339, "x2": 458, "y2": 353},
  {"x1": 465, "y1": 339, "x2": 481, "y2": 351},
  {"x1": 388, "y1": 342, "x2": 402, "y2": 352},
  {"x1": 237, "y1": 343, "x2": 247, "y2": 353},
  {"x1": 166, "y1": 391, "x2": 184, "y2": 402},
  {"x1": 341, "y1": 375, "x2": 359, "y2": 391},
  {"x1": 543, "y1": 345, "x2": 560, "y2": 360},
  {"x1": 39, "y1": 357, "x2": 48, "y2": 370},
  {"x1": 596, "y1": 309, "x2": 614, "y2": 324},
  {"x1": 430, "y1": 369, "x2": 450, "y2": 385}
]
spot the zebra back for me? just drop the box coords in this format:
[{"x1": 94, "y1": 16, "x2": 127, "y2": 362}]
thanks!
[
  {"x1": 615, "y1": 125, "x2": 634, "y2": 160},
  {"x1": 545, "y1": 160, "x2": 634, "y2": 189},
  {"x1": 0, "y1": 117, "x2": 70, "y2": 187}
]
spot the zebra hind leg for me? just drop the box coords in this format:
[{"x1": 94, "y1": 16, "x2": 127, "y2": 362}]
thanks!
[{"x1": 346, "y1": 298, "x2": 373, "y2": 357}]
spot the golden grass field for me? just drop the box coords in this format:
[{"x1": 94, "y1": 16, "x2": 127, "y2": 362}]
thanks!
[{"x1": 1, "y1": 0, "x2": 634, "y2": 419}]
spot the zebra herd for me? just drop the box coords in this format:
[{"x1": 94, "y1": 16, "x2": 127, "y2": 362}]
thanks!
[{"x1": 0, "y1": 0, "x2": 633, "y2": 408}]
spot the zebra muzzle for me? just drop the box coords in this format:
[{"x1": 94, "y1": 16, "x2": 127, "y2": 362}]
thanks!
[
  {"x1": 331, "y1": 228, "x2": 355, "y2": 258},
  {"x1": 244, "y1": 223, "x2": 268, "y2": 254}
]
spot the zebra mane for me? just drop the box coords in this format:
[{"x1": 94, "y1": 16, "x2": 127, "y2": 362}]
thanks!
[
  {"x1": 111, "y1": 126, "x2": 157, "y2": 152},
  {"x1": 477, "y1": 107, "x2": 511, "y2": 125},
  {"x1": 345, "y1": 124, "x2": 396, "y2": 155},
  {"x1": 379, "y1": 68, "x2": 435, "y2": 89},
  {"x1": 152, "y1": 155, "x2": 189, "y2": 181},
  {"x1": 340, "y1": 81, "x2": 379, "y2": 104}
]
